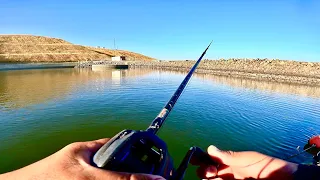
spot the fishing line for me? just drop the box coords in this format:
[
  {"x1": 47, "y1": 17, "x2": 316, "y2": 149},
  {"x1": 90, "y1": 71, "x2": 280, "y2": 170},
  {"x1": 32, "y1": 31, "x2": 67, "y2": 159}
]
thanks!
[{"x1": 285, "y1": 144, "x2": 316, "y2": 160}]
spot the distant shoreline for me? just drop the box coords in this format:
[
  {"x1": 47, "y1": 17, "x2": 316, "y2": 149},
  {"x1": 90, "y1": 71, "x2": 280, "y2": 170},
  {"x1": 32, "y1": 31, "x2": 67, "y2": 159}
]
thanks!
[
  {"x1": 0, "y1": 62, "x2": 77, "y2": 71},
  {"x1": 1, "y1": 60, "x2": 319, "y2": 86},
  {"x1": 76, "y1": 60, "x2": 320, "y2": 86}
]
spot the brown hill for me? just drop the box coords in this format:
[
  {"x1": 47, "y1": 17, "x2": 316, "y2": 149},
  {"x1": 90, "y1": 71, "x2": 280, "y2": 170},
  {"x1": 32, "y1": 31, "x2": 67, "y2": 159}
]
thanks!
[{"x1": 0, "y1": 35, "x2": 155, "y2": 62}]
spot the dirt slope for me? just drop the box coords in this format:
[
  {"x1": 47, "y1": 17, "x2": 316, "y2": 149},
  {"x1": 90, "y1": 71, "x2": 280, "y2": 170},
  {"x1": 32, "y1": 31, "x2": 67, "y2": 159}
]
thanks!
[{"x1": 0, "y1": 35, "x2": 154, "y2": 62}]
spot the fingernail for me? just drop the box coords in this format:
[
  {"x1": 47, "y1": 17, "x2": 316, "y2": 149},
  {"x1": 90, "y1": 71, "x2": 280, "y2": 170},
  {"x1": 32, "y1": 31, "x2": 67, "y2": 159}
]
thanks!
[
  {"x1": 208, "y1": 145, "x2": 220, "y2": 152},
  {"x1": 205, "y1": 165, "x2": 217, "y2": 178}
]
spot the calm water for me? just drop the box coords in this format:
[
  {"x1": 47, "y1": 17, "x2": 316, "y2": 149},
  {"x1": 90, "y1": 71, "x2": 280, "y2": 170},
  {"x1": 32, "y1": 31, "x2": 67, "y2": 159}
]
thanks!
[{"x1": 0, "y1": 65, "x2": 320, "y2": 179}]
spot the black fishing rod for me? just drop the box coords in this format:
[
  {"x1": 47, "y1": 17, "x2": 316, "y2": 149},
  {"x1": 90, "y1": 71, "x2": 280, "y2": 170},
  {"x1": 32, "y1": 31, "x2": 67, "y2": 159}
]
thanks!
[
  {"x1": 92, "y1": 42, "x2": 218, "y2": 180},
  {"x1": 147, "y1": 41, "x2": 212, "y2": 135}
]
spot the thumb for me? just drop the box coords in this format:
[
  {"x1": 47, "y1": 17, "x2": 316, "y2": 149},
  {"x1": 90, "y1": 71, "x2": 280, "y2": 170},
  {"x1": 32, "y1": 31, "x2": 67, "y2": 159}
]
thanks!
[
  {"x1": 207, "y1": 146, "x2": 267, "y2": 167},
  {"x1": 207, "y1": 145, "x2": 235, "y2": 166}
]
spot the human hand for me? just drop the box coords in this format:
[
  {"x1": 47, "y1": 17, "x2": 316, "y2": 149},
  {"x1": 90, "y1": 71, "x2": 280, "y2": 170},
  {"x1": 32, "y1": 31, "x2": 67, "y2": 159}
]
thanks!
[
  {"x1": 197, "y1": 146, "x2": 298, "y2": 180},
  {"x1": 0, "y1": 138, "x2": 165, "y2": 180}
]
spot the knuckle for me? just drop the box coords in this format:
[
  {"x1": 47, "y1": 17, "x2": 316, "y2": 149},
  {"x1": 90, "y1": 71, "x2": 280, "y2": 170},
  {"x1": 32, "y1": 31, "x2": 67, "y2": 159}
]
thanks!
[
  {"x1": 129, "y1": 174, "x2": 140, "y2": 180},
  {"x1": 67, "y1": 142, "x2": 80, "y2": 149},
  {"x1": 225, "y1": 150, "x2": 235, "y2": 156}
]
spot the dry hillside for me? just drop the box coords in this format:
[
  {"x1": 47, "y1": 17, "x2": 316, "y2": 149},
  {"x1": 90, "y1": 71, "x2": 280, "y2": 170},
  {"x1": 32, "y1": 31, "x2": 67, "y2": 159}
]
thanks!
[{"x1": 0, "y1": 35, "x2": 154, "y2": 62}]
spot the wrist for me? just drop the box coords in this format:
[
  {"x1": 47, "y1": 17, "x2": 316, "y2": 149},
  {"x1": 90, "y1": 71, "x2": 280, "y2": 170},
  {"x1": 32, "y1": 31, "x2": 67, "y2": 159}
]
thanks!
[
  {"x1": 257, "y1": 158, "x2": 298, "y2": 180},
  {"x1": 0, "y1": 171, "x2": 19, "y2": 180},
  {"x1": 271, "y1": 160, "x2": 298, "y2": 180},
  {"x1": 0, "y1": 165, "x2": 39, "y2": 180}
]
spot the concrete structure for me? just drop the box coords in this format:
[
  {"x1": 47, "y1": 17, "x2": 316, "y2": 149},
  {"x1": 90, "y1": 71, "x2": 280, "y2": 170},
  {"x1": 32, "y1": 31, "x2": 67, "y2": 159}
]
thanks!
[{"x1": 111, "y1": 56, "x2": 126, "y2": 61}]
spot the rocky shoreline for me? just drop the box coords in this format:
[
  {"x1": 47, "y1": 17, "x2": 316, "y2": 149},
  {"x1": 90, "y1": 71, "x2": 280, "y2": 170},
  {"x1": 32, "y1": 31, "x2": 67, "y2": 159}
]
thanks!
[{"x1": 76, "y1": 59, "x2": 320, "y2": 86}]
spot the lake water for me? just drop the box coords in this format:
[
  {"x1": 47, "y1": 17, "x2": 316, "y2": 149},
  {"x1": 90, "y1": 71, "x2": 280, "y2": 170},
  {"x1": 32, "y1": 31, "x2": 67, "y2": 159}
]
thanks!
[{"x1": 0, "y1": 65, "x2": 319, "y2": 179}]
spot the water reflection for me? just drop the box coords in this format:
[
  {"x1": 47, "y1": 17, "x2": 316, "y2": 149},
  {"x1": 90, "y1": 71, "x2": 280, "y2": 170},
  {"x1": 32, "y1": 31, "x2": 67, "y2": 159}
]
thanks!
[
  {"x1": 0, "y1": 68, "x2": 153, "y2": 109},
  {"x1": 162, "y1": 70, "x2": 320, "y2": 98},
  {"x1": 91, "y1": 67, "x2": 127, "y2": 84},
  {"x1": 196, "y1": 73, "x2": 320, "y2": 98},
  {"x1": 0, "y1": 68, "x2": 319, "y2": 110}
]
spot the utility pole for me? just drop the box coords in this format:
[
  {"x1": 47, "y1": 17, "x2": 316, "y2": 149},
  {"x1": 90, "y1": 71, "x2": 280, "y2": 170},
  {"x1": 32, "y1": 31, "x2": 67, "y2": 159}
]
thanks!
[{"x1": 113, "y1": 38, "x2": 117, "y2": 56}]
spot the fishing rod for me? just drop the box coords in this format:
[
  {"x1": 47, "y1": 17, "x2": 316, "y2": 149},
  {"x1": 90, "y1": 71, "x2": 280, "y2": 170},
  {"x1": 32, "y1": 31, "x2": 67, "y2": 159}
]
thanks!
[
  {"x1": 147, "y1": 41, "x2": 212, "y2": 135},
  {"x1": 92, "y1": 42, "x2": 218, "y2": 180}
]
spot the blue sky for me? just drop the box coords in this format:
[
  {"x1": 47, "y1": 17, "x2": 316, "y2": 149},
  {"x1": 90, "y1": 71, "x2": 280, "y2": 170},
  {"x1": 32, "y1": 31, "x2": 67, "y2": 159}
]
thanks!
[{"x1": 1, "y1": 0, "x2": 319, "y2": 61}]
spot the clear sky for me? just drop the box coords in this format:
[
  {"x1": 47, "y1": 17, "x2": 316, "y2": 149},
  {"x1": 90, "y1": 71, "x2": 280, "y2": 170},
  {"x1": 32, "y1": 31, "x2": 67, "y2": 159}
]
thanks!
[{"x1": 1, "y1": 0, "x2": 319, "y2": 61}]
